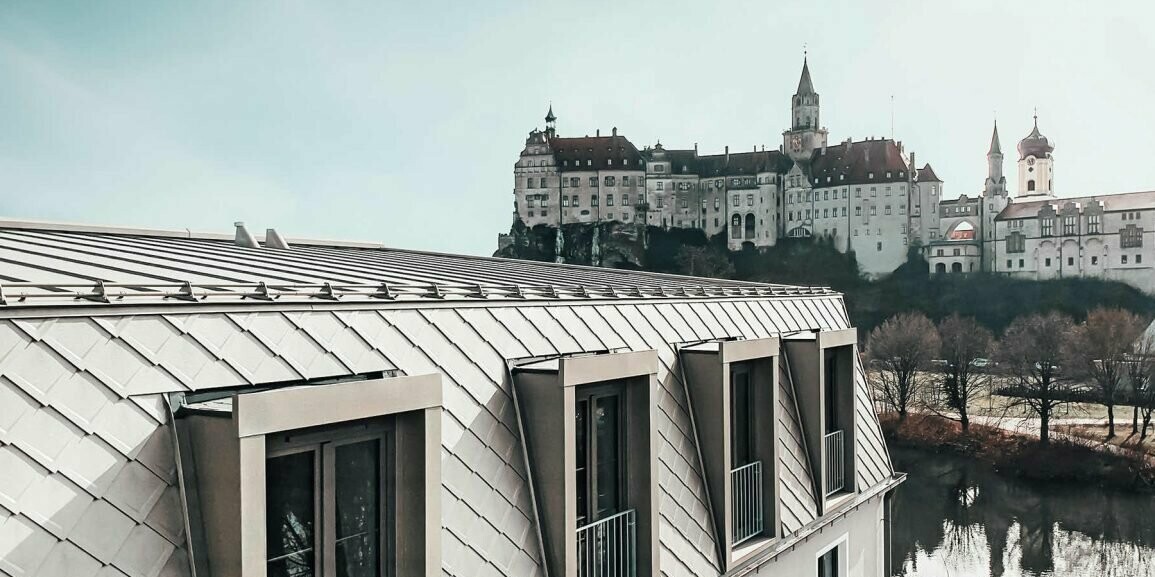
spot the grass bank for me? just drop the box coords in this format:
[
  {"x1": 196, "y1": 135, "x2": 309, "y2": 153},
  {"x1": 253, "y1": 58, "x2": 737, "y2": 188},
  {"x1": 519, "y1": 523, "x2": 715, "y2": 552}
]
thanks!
[{"x1": 881, "y1": 413, "x2": 1155, "y2": 493}]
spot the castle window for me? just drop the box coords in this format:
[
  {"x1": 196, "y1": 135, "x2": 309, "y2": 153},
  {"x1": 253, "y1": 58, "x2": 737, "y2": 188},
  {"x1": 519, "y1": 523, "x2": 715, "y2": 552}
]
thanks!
[
  {"x1": 540, "y1": 178, "x2": 548, "y2": 187},
  {"x1": 608, "y1": 159, "x2": 614, "y2": 166},
  {"x1": 747, "y1": 194, "x2": 754, "y2": 206},
  {"x1": 733, "y1": 194, "x2": 740, "y2": 206},
  {"x1": 607, "y1": 194, "x2": 615, "y2": 206},
  {"x1": 657, "y1": 196, "x2": 664, "y2": 208},
  {"x1": 591, "y1": 195, "x2": 599, "y2": 207},
  {"x1": 657, "y1": 182, "x2": 664, "y2": 190},
  {"x1": 885, "y1": 187, "x2": 892, "y2": 196},
  {"x1": 1007, "y1": 259, "x2": 1012, "y2": 268},
  {"x1": 870, "y1": 188, "x2": 877, "y2": 197},
  {"x1": 1062, "y1": 216, "x2": 1077, "y2": 236},
  {"x1": 572, "y1": 195, "x2": 579, "y2": 206},
  {"x1": 715, "y1": 198, "x2": 720, "y2": 210},
  {"x1": 622, "y1": 176, "x2": 631, "y2": 186},
  {"x1": 842, "y1": 207, "x2": 847, "y2": 217},
  {"x1": 876, "y1": 242, "x2": 882, "y2": 252},
  {"x1": 1092, "y1": 256, "x2": 1099, "y2": 265},
  {"x1": 1045, "y1": 258, "x2": 1052, "y2": 267},
  {"x1": 570, "y1": 177, "x2": 579, "y2": 188},
  {"x1": 870, "y1": 206, "x2": 877, "y2": 216},
  {"x1": 562, "y1": 197, "x2": 570, "y2": 207},
  {"x1": 682, "y1": 199, "x2": 689, "y2": 209},
  {"x1": 1123, "y1": 255, "x2": 1129, "y2": 264},
  {"x1": 731, "y1": 214, "x2": 742, "y2": 239},
  {"x1": 1139, "y1": 255, "x2": 1144, "y2": 264},
  {"x1": 590, "y1": 177, "x2": 598, "y2": 187},
  {"x1": 1040, "y1": 218, "x2": 1054, "y2": 237},
  {"x1": 527, "y1": 178, "x2": 535, "y2": 188},
  {"x1": 855, "y1": 188, "x2": 861, "y2": 198},
  {"x1": 527, "y1": 198, "x2": 535, "y2": 208},
  {"x1": 622, "y1": 194, "x2": 629, "y2": 205},
  {"x1": 824, "y1": 191, "x2": 830, "y2": 201},
  {"x1": 1019, "y1": 259, "x2": 1025, "y2": 267},
  {"x1": 1007, "y1": 232, "x2": 1026, "y2": 253},
  {"x1": 1121, "y1": 225, "x2": 1144, "y2": 248},
  {"x1": 655, "y1": 164, "x2": 665, "y2": 172},
  {"x1": 605, "y1": 176, "x2": 615, "y2": 187},
  {"x1": 587, "y1": 159, "x2": 593, "y2": 166},
  {"x1": 1068, "y1": 257, "x2": 1074, "y2": 266},
  {"x1": 1027, "y1": 180, "x2": 1036, "y2": 192},
  {"x1": 885, "y1": 205, "x2": 892, "y2": 215},
  {"x1": 886, "y1": 172, "x2": 892, "y2": 179},
  {"x1": 824, "y1": 209, "x2": 829, "y2": 218},
  {"x1": 899, "y1": 205, "x2": 905, "y2": 215},
  {"x1": 840, "y1": 175, "x2": 845, "y2": 181},
  {"x1": 868, "y1": 172, "x2": 874, "y2": 179},
  {"x1": 529, "y1": 210, "x2": 535, "y2": 217}
]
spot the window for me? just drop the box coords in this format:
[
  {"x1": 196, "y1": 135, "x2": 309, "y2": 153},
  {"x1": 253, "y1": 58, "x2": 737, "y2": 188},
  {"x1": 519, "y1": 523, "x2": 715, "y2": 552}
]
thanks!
[
  {"x1": 266, "y1": 423, "x2": 390, "y2": 577},
  {"x1": 622, "y1": 194, "x2": 629, "y2": 205},
  {"x1": 572, "y1": 195, "x2": 579, "y2": 207},
  {"x1": 1007, "y1": 232, "x2": 1026, "y2": 253},
  {"x1": 622, "y1": 176, "x2": 631, "y2": 186},
  {"x1": 1006, "y1": 259, "x2": 1012, "y2": 268},
  {"x1": 936, "y1": 249, "x2": 944, "y2": 257},
  {"x1": 732, "y1": 194, "x2": 740, "y2": 206},
  {"x1": 747, "y1": 194, "x2": 754, "y2": 206},
  {"x1": 824, "y1": 191, "x2": 830, "y2": 201},
  {"x1": 731, "y1": 214, "x2": 742, "y2": 239},
  {"x1": 541, "y1": 209, "x2": 548, "y2": 217},
  {"x1": 1063, "y1": 216, "x2": 1077, "y2": 235},
  {"x1": 654, "y1": 164, "x2": 665, "y2": 172},
  {"x1": 1027, "y1": 179, "x2": 1036, "y2": 192},
  {"x1": 842, "y1": 207, "x2": 847, "y2": 217},
  {"x1": 175, "y1": 374, "x2": 442, "y2": 577},
  {"x1": 823, "y1": 209, "x2": 829, "y2": 218},
  {"x1": 1139, "y1": 255, "x2": 1144, "y2": 264},
  {"x1": 1019, "y1": 258, "x2": 1025, "y2": 267},
  {"x1": 562, "y1": 197, "x2": 570, "y2": 207},
  {"x1": 885, "y1": 205, "x2": 892, "y2": 215},
  {"x1": 681, "y1": 199, "x2": 688, "y2": 209},
  {"x1": 953, "y1": 248, "x2": 961, "y2": 256},
  {"x1": 1121, "y1": 225, "x2": 1143, "y2": 248},
  {"x1": 876, "y1": 242, "x2": 882, "y2": 252},
  {"x1": 570, "y1": 177, "x2": 579, "y2": 188},
  {"x1": 1088, "y1": 214, "x2": 1101, "y2": 234},
  {"x1": 590, "y1": 177, "x2": 598, "y2": 187},
  {"x1": 1041, "y1": 218, "x2": 1054, "y2": 237},
  {"x1": 870, "y1": 188, "x2": 877, "y2": 197},
  {"x1": 855, "y1": 207, "x2": 861, "y2": 216},
  {"x1": 870, "y1": 206, "x2": 877, "y2": 216},
  {"x1": 657, "y1": 196, "x2": 664, "y2": 209},
  {"x1": 527, "y1": 198, "x2": 535, "y2": 208},
  {"x1": 855, "y1": 188, "x2": 861, "y2": 198},
  {"x1": 1092, "y1": 256, "x2": 1099, "y2": 265},
  {"x1": 591, "y1": 195, "x2": 599, "y2": 207},
  {"x1": 818, "y1": 543, "x2": 840, "y2": 577},
  {"x1": 1045, "y1": 258, "x2": 1052, "y2": 267},
  {"x1": 575, "y1": 384, "x2": 625, "y2": 529},
  {"x1": 1067, "y1": 257, "x2": 1074, "y2": 266},
  {"x1": 1123, "y1": 255, "x2": 1129, "y2": 264},
  {"x1": 657, "y1": 182, "x2": 664, "y2": 191},
  {"x1": 605, "y1": 176, "x2": 615, "y2": 187},
  {"x1": 714, "y1": 198, "x2": 720, "y2": 210},
  {"x1": 527, "y1": 178, "x2": 535, "y2": 188}
]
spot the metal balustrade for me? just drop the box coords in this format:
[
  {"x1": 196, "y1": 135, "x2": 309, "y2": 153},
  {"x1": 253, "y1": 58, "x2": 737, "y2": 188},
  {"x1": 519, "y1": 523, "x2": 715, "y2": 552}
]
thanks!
[
  {"x1": 577, "y1": 509, "x2": 636, "y2": 577},
  {"x1": 730, "y1": 461, "x2": 764, "y2": 545},
  {"x1": 824, "y1": 430, "x2": 845, "y2": 496}
]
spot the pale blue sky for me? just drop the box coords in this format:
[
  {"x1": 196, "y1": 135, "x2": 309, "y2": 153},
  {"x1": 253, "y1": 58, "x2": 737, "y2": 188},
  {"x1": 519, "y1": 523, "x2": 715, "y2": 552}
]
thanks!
[{"x1": 2, "y1": 1, "x2": 1152, "y2": 254}]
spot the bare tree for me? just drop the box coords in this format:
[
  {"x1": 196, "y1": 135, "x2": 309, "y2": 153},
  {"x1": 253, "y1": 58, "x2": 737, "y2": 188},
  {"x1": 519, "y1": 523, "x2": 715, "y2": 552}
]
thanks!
[
  {"x1": 866, "y1": 312, "x2": 941, "y2": 421},
  {"x1": 674, "y1": 245, "x2": 735, "y2": 279},
  {"x1": 1129, "y1": 331, "x2": 1155, "y2": 440},
  {"x1": 1068, "y1": 308, "x2": 1145, "y2": 438},
  {"x1": 934, "y1": 315, "x2": 994, "y2": 432},
  {"x1": 995, "y1": 312, "x2": 1077, "y2": 445}
]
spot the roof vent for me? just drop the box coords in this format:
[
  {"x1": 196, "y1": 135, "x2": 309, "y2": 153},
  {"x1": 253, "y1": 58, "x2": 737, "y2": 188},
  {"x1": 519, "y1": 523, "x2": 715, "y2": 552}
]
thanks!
[
  {"x1": 234, "y1": 221, "x2": 259, "y2": 248},
  {"x1": 265, "y1": 228, "x2": 291, "y2": 250}
]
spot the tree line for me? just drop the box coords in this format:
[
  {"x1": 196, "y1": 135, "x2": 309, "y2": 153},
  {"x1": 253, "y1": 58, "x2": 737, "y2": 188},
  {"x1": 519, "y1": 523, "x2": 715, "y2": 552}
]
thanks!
[{"x1": 867, "y1": 308, "x2": 1155, "y2": 445}]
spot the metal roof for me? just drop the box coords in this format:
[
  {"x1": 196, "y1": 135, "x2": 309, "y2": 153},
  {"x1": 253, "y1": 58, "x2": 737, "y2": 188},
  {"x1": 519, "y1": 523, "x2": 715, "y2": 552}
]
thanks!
[{"x1": 0, "y1": 219, "x2": 834, "y2": 310}]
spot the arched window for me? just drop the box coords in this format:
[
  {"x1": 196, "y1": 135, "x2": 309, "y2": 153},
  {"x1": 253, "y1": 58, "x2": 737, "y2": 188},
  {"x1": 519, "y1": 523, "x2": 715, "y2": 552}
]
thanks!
[
  {"x1": 1027, "y1": 179, "x2": 1036, "y2": 192},
  {"x1": 744, "y1": 214, "x2": 756, "y2": 239},
  {"x1": 731, "y1": 214, "x2": 742, "y2": 239},
  {"x1": 935, "y1": 263, "x2": 946, "y2": 274},
  {"x1": 951, "y1": 262, "x2": 963, "y2": 273}
]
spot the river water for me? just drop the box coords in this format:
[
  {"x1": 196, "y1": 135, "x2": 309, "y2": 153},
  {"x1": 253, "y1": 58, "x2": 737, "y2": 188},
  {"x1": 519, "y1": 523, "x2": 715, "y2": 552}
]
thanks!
[{"x1": 890, "y1": 446, "x2": 1155, "y2": 577}]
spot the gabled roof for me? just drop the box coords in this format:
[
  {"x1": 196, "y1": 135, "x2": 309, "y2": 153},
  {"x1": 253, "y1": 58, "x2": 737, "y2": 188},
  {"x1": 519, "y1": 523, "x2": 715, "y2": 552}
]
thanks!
[
  {"x1": 0, "y1": 219, "x2": 832, "y2": 309},
  {"x1": 996, "y1": 190, "x2": 1155, "y2": 220},
  {"x1": 917, "y1": 164, "x2": 941, "y2": 182},
  {"x1": 809, "y1": 139, "x2": 909, "y2": 186},
  {"x1": 551, "y1": 134, "x2": 644, "y2": 172}
]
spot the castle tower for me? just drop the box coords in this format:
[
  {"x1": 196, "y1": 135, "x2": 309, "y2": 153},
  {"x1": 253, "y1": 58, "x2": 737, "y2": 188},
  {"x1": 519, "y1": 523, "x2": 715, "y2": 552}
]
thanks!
[
  {"x1": 783, "y1": 56, "x2": 829, "y2": 162},
  {"x1": 985, "y1": 120, "x2": 1007, "y2": 197},
  {"x1": 1016, "y1": 113, "x2": 1055, "y2": 197},
  {"x1": 544, "y1": 104, "x2": 557, "y2": 138}
]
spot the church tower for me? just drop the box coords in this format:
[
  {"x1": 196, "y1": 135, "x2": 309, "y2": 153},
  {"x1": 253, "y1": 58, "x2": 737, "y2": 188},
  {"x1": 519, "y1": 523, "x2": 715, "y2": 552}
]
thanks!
[
  {"x1": 783, "y1": 56, "x2": 828, "y2": 162},
  {"x1": 982, "y1": 121, "x2": 1010, "y2": 271},
  {"x1": 1016, "y1": 113, "x2": 1055, "y2": 197}
]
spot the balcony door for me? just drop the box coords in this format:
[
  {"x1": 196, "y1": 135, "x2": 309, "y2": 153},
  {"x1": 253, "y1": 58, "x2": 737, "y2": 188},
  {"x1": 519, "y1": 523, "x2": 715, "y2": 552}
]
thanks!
[
  {"x1": 266, "y1": 421, "x2": 393, "y2": 577},
  {"x1": 576, "y1": 384, "x2": 626, "y2": 526}
]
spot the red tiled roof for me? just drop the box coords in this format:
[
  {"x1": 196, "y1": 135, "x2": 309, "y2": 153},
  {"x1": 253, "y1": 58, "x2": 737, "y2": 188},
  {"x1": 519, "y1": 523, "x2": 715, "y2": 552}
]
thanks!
[
  {"x1": 809, "y1": 139, "x2": 909, "y2": 186},
  {"x1": 551, "y1": 134, "x2": 644, "y2": 172}
]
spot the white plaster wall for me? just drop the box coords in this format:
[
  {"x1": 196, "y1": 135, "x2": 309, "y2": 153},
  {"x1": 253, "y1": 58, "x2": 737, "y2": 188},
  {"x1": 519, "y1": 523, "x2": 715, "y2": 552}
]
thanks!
[{"x1": 748, "y1": 495, "x2": 887, "y2": 577}]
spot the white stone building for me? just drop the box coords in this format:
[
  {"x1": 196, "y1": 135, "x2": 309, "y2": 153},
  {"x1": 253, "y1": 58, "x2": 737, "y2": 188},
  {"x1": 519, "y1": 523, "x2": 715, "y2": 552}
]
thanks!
[
  {"x1": 927, "y1": 116, "x2": 1155, "y2": 293},
  {"x1": 512, "y1": 58, "x2": 941, "y2": 277}
]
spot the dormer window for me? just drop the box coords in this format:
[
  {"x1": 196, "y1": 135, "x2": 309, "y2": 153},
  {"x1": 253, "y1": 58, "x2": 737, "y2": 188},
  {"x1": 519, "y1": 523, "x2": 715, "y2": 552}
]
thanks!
[{"x1": 868, "y1": 172, "x2": 874, "y2": 179}]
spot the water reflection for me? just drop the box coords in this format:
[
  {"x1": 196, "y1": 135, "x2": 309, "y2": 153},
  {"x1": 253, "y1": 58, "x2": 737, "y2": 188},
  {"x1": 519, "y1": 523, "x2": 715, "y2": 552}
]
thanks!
[{"x1": 891, "y1": 446, "x2": 1155, "y2": 577}]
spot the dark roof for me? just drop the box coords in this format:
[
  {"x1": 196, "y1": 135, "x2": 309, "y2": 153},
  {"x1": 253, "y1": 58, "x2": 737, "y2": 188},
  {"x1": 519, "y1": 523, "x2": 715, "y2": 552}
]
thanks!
[
  {"x1": 997, "y1": 190, "x2": 1155, "y2": 220},
  {"x1": 1017, "y1": 116, "x2": 1054, "y2": 160},
  {"x1": 650, "y1": 148, "x2": 792, "y2": 177},
  {"x1": 917, "y1": 164, "x2": 940, "y2": 182},
  {"x1": 551, "y1": 134, "x2": 644, "y2": 172},
  {"x1": 796, "y1": 58, "x2": 815, "y2": 95},
  {"x1": 988, "y1": 121, "x2": 1002, "y2": 155},
  {"x1": 809, "y1": 139, "x2": 909, "y2": 186}
]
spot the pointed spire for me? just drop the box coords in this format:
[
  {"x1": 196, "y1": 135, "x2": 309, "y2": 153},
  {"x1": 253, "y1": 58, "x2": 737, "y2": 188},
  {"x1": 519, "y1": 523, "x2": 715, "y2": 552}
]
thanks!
[
  {"x1": 544, "y1": 103, "x2": 556, "y2": 124},
  {"x1": 988, "y1": 120, "x2": 1002, "y2": 155},
  {"x1": 795, "y1": 55, "x2": 815, "y2": 95}
]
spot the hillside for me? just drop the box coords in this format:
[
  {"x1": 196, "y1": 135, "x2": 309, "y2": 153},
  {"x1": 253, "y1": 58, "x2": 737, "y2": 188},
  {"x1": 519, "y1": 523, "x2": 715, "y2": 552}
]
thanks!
[{"x1": 495, "y1": 221, "x2": 1155, "y2": 334}]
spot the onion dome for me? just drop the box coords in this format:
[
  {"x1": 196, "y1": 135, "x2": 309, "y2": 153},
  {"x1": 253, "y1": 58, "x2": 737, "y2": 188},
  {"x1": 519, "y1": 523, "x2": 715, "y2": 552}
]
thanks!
[
  {"x1": 1017, "y1": 114, "x2": 1054, "y2": 160},
  {"x1": 544, "y1": 104, "x2": 556, "y2": 124}
]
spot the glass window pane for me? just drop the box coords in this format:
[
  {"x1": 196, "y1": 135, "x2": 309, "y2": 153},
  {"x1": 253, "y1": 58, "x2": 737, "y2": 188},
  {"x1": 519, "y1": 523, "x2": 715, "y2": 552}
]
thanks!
[
  {"x1": 731, "y1": 367, "x2": 752, "y2": 466},
  {"x1": 267, "y1": 451, "x2": 316, "y2": 577},
  {"x1": 335, "y1": 440, "x2": 381, "y2": 577},
  {"x1": 576, "y1": 400, "x2": 588, "y2": 525},
  {"x1": 594, "y1": 395, "x2": 620, "y2": 518}
]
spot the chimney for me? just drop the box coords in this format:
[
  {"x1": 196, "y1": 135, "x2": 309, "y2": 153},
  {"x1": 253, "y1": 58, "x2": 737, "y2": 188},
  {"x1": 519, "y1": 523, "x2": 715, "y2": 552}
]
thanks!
[
  {"x1": 597, "y1": 129, "x2": 600, "y2": 137},
  {"x1": 694, "y1": 142, "x2": 698, "y2": 157},
  {"x1": 234, "y1": 222, "x2": 259, "y2": 248},
  {"x1": 265, "y1": 228, "x2": 291, "y2": 249},
  {"x1": 725, "y1": 145, "x2": 729, "y2": 163},
  {"x1": 612, "y1": 126, "x2": 617, "y2": 137}
]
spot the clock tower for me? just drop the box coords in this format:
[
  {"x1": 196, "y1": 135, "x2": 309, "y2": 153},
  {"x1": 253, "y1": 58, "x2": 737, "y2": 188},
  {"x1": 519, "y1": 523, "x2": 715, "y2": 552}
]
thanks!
[
  {"x1": 783, "y1": 55, "x2": 828, "y2": 162},
  {"x1": 1016, "y1": 113, "x2": 1055, "y2": 198}
]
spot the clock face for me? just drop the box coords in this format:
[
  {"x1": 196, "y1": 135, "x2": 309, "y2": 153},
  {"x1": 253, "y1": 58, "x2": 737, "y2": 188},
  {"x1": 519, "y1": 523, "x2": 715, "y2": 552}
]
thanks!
[{"x1": 1027, "y1": 157, "x2": 1036, "y2": 166}]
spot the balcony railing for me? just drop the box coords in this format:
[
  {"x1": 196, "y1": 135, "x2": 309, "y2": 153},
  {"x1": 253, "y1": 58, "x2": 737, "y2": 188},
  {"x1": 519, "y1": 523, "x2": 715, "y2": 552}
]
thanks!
[
  {"x1": 730, "y1": 461, "x2": 764, "y2": 545},
  {"x1": 577, "y1": 509, "x2": 636, "y2": 577},
  {"x1": 824, "y1": 430, "x2": 845, "y2": 496}
]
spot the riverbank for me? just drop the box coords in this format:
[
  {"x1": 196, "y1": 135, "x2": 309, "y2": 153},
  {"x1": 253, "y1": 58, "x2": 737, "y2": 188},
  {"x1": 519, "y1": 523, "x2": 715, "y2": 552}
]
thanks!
[{"x1": 881, "y1": 413, "x2": 1155, "y2": 493}]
